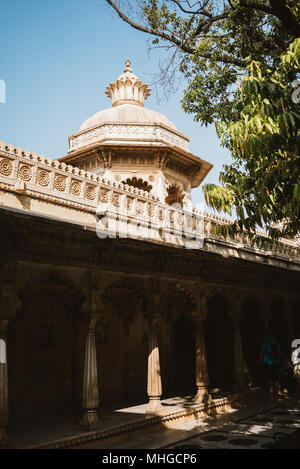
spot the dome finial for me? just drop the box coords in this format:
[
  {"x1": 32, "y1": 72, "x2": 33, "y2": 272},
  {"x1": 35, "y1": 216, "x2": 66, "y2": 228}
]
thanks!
[
  {"x1": 124, "y1": 58, "x2": 132, "y2": 73},
  {"x1": 106, "y1": 59, "x2": 151, "y2": 107}
]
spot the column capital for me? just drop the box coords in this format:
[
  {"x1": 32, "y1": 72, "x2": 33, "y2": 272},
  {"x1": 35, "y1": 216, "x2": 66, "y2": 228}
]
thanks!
[
  {"x1": 193, "y1": 283, "x2": 208, "y2": 319},
  {"x1": 0, "y1": 283, "x2": 21, "y2": 321},
  {"x1": 226, "y1": 295, "x2": 243, "y2": 320},
  {"x1": 0, "y1": 320, "x2": 9, "y2": 335},
  {"x1": 144, "y1": 278, "x2": 161, "y2": 323},
  {"x1": 83, "y1": 288, "x2": 104, "y2": 322},
  {"x1": 259, "y1": 292, "x2": 271, "y2": 309},
  {"x1": 191, "y1": 309, "x2": 207, "y2": 321}
]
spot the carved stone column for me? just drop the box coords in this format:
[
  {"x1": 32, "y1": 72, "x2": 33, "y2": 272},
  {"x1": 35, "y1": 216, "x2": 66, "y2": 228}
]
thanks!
[
  {"x1": 0, "y1": 320, "x2": 9, "y2": 445},
  {"x1": 146, "y1": 315, "x2": 163, "y2": 414},
  {"x1": 193, "y1": 292, "x2": 210, "y2": 403},
  {"x1": 79, "y1": 289, "x2": 101, "y2": 431},
  {"x1": 228, "y1": 297, "x2": 245, "y2": 392},
  {"x1": 145, "y1": 284, "x2": 163, "y2": 414}
]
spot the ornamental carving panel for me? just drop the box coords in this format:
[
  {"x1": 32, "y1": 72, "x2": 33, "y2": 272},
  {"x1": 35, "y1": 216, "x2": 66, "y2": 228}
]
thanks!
[
  {"x1": 99, "y1": 188, "x2": 109, "y2": 203},
  {"x1": 37, "y1": 169, "x2": 50, "y2": 187},
  {"x1": 127, "y1": 196, "x2": 134, "y2": 211},
  {"x1": 176, "y1": 212, "x2": 183, "y2": 226},
  {"x1": 85, "y1": 185, "x2": 96, "y2": 200},
  {"x1": 111, "y1": 192, "x2": 120, "y2": 208},
  {"x1": 69, "y1": 123, "x2": 189, "y2": 151},
  {"x1": 136, "y1": 201, "x2": 145, "y2": 215},
  {"x1": 18, "y1": 165, "x2": 32, "y2": 181},
  {"x1": 0, "y1": 158, "x2": 13, "y2": 176},
  {"x1": 53, "y1": 174, "x2": 67, "y2": 192},
  {"x1": 169, "y1": 211, "x2": 174, "y2": 225},
  {"x1": 70, "y1": 180, "x2": 81, "y2": 196}
]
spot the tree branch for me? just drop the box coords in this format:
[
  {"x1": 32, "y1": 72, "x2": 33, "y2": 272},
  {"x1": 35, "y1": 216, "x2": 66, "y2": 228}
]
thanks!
[
  {"x1": 169, "y1": 0, "x2": 212, "y2": 17},
  {"x1": 240, "y1": 0, "x2": 300, "y2": 38},
  {"x1": 106, "y1": 0, "x2": 245, "y2": 67},
  {"x1": 106, "y1": 0, "x2": 195, "y2": 53}
]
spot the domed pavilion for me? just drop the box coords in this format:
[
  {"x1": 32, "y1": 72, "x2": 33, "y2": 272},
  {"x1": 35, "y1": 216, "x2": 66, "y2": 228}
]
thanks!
[{"x1": 59, "y1": 59, "x2": 212, "y2": 209}]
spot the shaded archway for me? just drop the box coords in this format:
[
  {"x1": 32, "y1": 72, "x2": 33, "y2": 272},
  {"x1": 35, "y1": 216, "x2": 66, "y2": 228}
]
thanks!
[
  {"x1": 172, "y1": 313, "x2": 196, "y2": 395},
  {"x1": 160, "y1": 285, "x2": 196, "y2": 397},
  {"x1": 205, "y1": 293, "x2": 234, "y2": 390},
  {"x1": 240, "y1": 297, "x2": 264, "y2": 385},
  {"x1": 9, "y1": 284, "x2": 84, "y2": 419},
  {"x1": 103, "y1": 279, "x2": 148, "y2": 405}
]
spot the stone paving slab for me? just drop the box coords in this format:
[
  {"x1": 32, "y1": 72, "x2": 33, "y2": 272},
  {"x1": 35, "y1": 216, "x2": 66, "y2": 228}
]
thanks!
[
  {"x1": 173, "y1": 431, "x2": 275, "y2": 449},
  {"x1": 167, "y1": 397, "x2": 300, "y2": 450},
  {"x1": 210, "y1": 422, "x2": 296, "y2": 439},
  {"x1": 79, "y1": 397, "x2": 291, "y2": 449}
]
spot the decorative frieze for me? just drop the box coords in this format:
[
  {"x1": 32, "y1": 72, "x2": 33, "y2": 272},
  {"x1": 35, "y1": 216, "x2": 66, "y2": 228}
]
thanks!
[
  {"x1": 85, "y1": 185, "x2": 96, "y2": 201},
  {"x1": 0, "y1": 158, "x2": 13, "y2": 177},
  {"x1": 37, "y1": 169, "x2": 51, "y2": 187},
  {"x1": 68, "y1": 123, "x2": 189, "y2": 152},
  {"x1": 18, "y1": 165, "x2": 32, "y2": 182},
  {"x1": 0, "y1": 143, "x2": 299, "y2": 264},
  {"x1": 53, "y1": 174, "x2": 67, "y2": 192},
  {"x1": 99, "y1": 188, "x2": 110, "y2": 203},
  {"x1": 70, "y1": 180, "x2": 82, "y2": 197}
]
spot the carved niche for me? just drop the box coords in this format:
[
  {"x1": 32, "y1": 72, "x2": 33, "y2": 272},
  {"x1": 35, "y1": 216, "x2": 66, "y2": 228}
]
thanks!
[
  {"x1": 165, "y1": 184, "x2": 184, "y2": 207},
  {"x1": 104, "y1": 280, "x2": 147, "y2": 324},
  {"x1": 121, "y1": 177, "x2": 152, "y2": 192}
]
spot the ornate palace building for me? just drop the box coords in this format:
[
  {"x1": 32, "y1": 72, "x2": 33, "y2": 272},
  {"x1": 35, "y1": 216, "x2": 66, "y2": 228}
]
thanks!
[{"x1": 0, "y1": 61, "x2": 299, "y2": 447}]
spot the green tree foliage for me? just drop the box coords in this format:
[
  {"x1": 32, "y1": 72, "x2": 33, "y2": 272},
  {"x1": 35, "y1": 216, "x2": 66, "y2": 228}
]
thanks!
[
  {"x1": 106, "y1": 0, "x2": 299, "y2": 124},
  {"x1": 204, "y1": 38, "x2": 300, "y2": 240},
  {"x1": 106, "y1": 1, "x2": 300, "y2": 239}
]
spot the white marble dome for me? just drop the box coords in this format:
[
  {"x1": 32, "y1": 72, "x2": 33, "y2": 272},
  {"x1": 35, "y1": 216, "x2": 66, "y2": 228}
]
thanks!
[
  {"x1": 69, "y1": 60, "x2": 189, "y2": 153},
  {"x1": 79, "y1": 103, "x2": 177, "y2": 132}
]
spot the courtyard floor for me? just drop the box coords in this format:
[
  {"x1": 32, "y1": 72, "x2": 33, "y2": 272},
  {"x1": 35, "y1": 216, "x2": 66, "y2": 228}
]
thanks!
[{"x1": 4, "y1": 391, "x2": 300, "y2": 449}]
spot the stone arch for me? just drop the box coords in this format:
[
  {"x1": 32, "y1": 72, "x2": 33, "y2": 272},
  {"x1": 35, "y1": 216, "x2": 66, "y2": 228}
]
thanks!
[
  {"x1": 102, "y1": 279, "x2": 148, "y2": 404},
  {"x1": 160, "y1": 283, "x2": 197, "y2": 397},
  {"x1": 9, "y1": 269, "x2": 86, "y2": 419},
  {"x1": 121, "y1": 176, "x2": 152, "y2": 192},
  {"x1": 161, "y1": 283, "x2": 197, "y2": 321},
  {"x1": 205, "y1": 292, "x2": 235, "y2": 391},
  {"x1": 103, "y1": 279, "x2": 147, "y2": 322}
]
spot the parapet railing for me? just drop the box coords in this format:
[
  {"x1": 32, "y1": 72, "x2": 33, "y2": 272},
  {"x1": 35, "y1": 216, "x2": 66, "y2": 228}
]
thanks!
[{"x1": 0, "y1": 142, "x2": 299, "y2": 259}]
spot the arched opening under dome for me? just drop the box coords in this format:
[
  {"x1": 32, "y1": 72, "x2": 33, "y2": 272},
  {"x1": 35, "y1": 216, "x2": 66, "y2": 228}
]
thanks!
[
  {"x1": 165, "y1": 184, "x2": 184, "y2": 207},
  {"x1": 122, "y1": 177, "x2": 152, "y2": 192}
]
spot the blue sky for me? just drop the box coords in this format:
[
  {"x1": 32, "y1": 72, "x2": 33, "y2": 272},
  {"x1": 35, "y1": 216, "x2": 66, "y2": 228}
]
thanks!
[{"x1": 0, "y1": 0, "x2": 231, "y2": 206}]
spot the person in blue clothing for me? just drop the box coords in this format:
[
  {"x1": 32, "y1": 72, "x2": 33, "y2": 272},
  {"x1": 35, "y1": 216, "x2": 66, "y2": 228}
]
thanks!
[{"x1": 260, "y1": 329, "x2": 281, "y2": 400}]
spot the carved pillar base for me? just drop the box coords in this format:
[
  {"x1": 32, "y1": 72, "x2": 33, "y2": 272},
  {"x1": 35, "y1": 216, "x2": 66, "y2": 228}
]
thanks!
[
  {"x1": 146, "y1": 397, "x2": 164, "y2": 415},
  {"x1": 194, "y1": 386, "x2": 211, "y2": 404},
  {"x1": 79, "y1": 410, "x2": 101, "y2": 431}
]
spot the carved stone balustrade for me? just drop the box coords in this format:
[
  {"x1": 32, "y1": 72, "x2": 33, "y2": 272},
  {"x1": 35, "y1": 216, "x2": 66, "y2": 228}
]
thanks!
[{"x1": 0, "y1": 143, "x2": 299, "y2": 265}]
